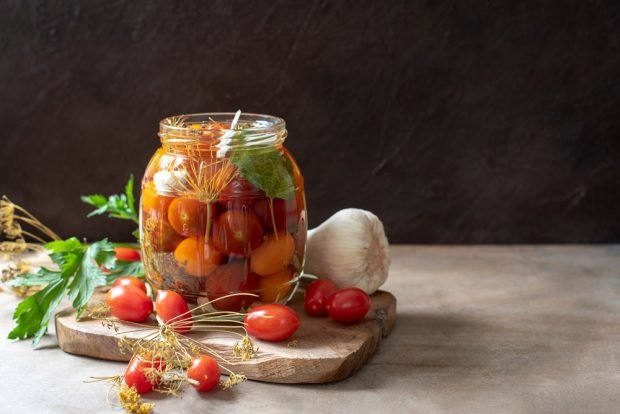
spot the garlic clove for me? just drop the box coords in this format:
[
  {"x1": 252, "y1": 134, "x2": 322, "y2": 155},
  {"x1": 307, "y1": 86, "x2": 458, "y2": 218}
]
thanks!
[
  {"x1": 304, "y1": 209, "x2": 390, "y2": 295},
  {"x1": 153, "y1": 170, "x2": 188, "y2": 195}
]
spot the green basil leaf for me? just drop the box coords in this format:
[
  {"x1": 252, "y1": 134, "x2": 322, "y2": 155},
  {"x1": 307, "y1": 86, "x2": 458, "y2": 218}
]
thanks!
[{"x1": 232, "y1": 148, "x2": 296, "y2": 200}]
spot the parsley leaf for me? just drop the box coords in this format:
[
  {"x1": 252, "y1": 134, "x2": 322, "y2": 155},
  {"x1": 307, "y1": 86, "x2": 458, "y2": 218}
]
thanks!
[
  {"x1": 8, "y1": 278, "x2": 68, "y2": 345},
  {"x1": 105, "y1": 259, "x2": 145, "y2": 285},
  {"x1": 66, "y1": 240, "x2": 114, "y2": 316},
  {"x1": 47, "y1": 237, "x2": 83, "y2": 277},
  {"x1": 8, "y1": 268, "x2": 61, "y2": 287},
  {"x1": 7, "y1": 238, "x2": 118, "y2": 346},
  {"x1": 125, "y1": 173, "x2": 136, "y2": 215},
  {"x1": 81, "y1": 175, "x2": 139, "y2": 224},
  {"x1": 232, "y1": 148, "x2": 296, "y2": 200}
]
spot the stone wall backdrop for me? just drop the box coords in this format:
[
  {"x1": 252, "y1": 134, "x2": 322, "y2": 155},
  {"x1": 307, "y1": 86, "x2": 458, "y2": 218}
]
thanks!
[{"x1": 1, "y1": 0, "x2": 619, "y2": 243}]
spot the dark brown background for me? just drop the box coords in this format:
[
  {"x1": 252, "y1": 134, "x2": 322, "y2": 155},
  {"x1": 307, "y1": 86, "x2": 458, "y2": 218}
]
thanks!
[{"x1": 1, "y1": 0, "x2": 619, "y2": 243}]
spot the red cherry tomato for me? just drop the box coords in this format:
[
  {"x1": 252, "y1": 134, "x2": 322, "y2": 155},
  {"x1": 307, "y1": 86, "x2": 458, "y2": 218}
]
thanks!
[
  {"x1": 168, "y1": 198, "x2": 212, "y2": 238},
  {"x1": 112, "y1": 276, "x2": 147, "y2": 294},
  {"x1": 124, "y1": 355, "x2": 166, "y2": 394},
  {"x1": 187, "y1": 355, "x2": 221, "y2": 392},
  {"x1": 253, "y1": 197, "x2": 299, "y2": 233},
  {"x1": 105, "y1": 285, "x2": 153, "y2": 322},
  {"x1": 155, "y1": 290, "x2": 192, "y2": 333},
  {"x1": 253, "y1": 197, "x2": 283, "y2": 232},
  {"x1": 211, "y1": 209, "x2": 264, "y2": 256},
  {"x1": 304, "y1": 279, "x2": 338, "y2": 317},
  {"x1": 326, "y1": 288, "x2": 371, "y2": 323},
  {"x1": 114, "y1": 247, "x2": 141, "y2": 261},
  {"x1": 218, "y1": 177, "x2": 263, "y2": 208},
  {"x1": 244, "y1": 304, "x2": 300, "y2": 342},
  {"x1": 205, "y1": 263, "x2": 259, "y2": 311}
]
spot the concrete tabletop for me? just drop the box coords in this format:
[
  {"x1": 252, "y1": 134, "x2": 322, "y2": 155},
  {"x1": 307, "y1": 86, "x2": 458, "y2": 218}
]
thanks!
[{"x1": 1, "y1": 245, "x2": 619, "y2": 413}]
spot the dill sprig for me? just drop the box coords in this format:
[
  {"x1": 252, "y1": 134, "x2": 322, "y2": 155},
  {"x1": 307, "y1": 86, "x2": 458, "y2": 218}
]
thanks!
[
  {"x1": 0, "y1": 195, "x2": 61, "y2": 249},
  {"x1": 86, "y1": 292, "x2": 259, "y2": 411}
]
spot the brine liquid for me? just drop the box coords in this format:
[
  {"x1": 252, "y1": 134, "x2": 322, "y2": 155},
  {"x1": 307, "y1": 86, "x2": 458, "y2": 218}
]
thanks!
[{"x1": 140, "y1": 150, "x2": 306, "y2": 312}]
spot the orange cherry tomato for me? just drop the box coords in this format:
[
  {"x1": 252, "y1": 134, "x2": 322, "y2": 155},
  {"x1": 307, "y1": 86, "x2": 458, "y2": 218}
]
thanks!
[
  {"x1": 141, "y1": 181, "x2": 173, "y2": 216},
  {"x1": 250, "y1": 232, "x2": 295, "y2": 276},
  {"x1": 168, "y1": 198, "x2": 212, "y2": 238},
  {"x1": 112, "y1": 276, "x2": 147, "y2": 294},
  {"x1": 259, "y1": 268, "x2": 294, "y2": 303},
  {"x1": 174, "y1": 237, "x2": 222, "y2": 277},
  {"x1": 211, "y1": 209, "x2": 264, "y2": 256},
  {"x1": 114, "y1": 247, "x2": 141, "y2": 262},
  {"x1": 205, "y1": 263, "x2": 259, "y2": 311}
]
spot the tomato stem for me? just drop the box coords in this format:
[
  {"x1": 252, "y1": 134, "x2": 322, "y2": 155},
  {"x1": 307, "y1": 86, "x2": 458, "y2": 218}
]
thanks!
[{"x1": 186, "y1": 378, "x2": 200, "y2": 386}]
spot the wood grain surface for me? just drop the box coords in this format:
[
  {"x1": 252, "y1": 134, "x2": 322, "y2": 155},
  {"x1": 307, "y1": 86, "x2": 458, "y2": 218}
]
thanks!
[
  {"x1": 2, "y1": 245, "x2": 620, "y2": 414},
  {"x1": 55, "y1": 291, "x2": 396, "y2": 384}
]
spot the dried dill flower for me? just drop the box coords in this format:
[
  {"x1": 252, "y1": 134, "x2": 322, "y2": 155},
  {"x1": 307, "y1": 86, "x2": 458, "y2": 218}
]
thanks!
[
  {"x1": 0, "y1": 196, "x2": 60, "y2": 247},
  {"x1": 222, "y1": 373, "x2": 247, "y2": 390},
  {"x1": 233, "y1": 335, "x2": 258, "y2": 361},
  {"x1": 0, "y1": 261, "x2": 39, "y2": 297},
  {"x1": 87, "y1": 292, "x2": 257, "y2": 412},
  {"x1": 0, "y1": 240, "x2": 27, "y2": 253},
  {"x1": 118, "y1": 385, "x2": 155, "y2": 414}
]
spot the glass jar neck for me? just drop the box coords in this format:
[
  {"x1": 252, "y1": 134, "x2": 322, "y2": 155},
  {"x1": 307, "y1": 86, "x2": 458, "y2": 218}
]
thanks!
[{"x1": 159, "y1": 112, "x2": 287, "y2": 157}]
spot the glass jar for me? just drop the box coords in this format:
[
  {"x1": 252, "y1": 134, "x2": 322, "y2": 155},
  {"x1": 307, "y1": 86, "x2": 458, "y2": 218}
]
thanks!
[{"x1": 140, "y1": 113, "x2": 307, "y2": 311}]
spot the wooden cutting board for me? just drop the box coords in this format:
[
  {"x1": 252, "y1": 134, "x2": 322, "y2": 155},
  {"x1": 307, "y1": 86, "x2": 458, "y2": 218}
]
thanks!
[{"x1": 55, "y1": 290, "x2": 396, "y2": 384}]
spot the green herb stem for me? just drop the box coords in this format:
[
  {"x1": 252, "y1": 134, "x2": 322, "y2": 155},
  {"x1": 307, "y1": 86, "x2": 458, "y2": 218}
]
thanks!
[{"x1": 269, "y1": 197, "x2": 279, "y2": 239}]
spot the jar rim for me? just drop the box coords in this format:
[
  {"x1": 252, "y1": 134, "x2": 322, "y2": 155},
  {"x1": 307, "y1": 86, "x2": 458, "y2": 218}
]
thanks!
[{"x1": 159, "y1": 112, "x2": 286, "y2": 136}]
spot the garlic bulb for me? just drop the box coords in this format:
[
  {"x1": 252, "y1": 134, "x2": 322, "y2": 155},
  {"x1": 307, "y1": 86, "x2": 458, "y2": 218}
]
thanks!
[{"x1": 305, "y1": 209, "x2": 390, "y2": 294}]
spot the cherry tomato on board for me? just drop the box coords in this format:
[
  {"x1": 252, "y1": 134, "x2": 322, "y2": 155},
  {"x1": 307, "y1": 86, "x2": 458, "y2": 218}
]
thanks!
[
  {"x1": 304, "y1": 279, "x2": 338, "y2": 317},
  {"x1": 326, "y1": 288, "x2": 371, "y2": 324},
  {"x1": 114, "y1": 247, "x2": 141, "y2": 261},
  {"x1": 105, "y1": 285, "x2": 153, "y2": 323},
  {"x1": 155, "y1": 290, "x2": 192, "y2": 334},
  {"x1": 211, "y1": 209, "x2": 264, "y2": 256},
  {"x1": 112, "y1": 276, "x2": 147, "y2": 294},
  {"x1": 205, "y1": 263, "x2": 259, "y2": 311},
  {"x1": 187, "y1": 355, "x2": 221, "y2": 392},
  {"x1": 124, "y1": 355, "x2": 166, "y2": 394},
  {"x1": 244, "y1": 304, "x2": 300, "y2": 342}
]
